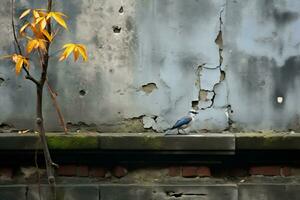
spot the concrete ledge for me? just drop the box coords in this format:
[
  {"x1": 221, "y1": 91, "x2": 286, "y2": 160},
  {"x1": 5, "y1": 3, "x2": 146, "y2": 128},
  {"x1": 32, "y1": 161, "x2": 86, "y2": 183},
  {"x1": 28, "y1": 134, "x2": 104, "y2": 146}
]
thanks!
[
  {"x1": 0, "y1": 132, "x2": 299, "y2": 152},
  {"x1": 236, "y1": 132, "x2": 300, "y2": 150},
  {"x1": 0, "y1": 133, "x2": 235, "y2": 151}
]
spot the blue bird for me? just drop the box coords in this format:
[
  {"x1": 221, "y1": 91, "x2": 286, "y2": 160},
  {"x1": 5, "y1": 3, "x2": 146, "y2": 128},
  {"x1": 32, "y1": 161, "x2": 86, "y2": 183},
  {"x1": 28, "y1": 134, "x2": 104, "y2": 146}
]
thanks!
[{"x1": 165, "y1": 110, "x2": 199, "y2": 134}]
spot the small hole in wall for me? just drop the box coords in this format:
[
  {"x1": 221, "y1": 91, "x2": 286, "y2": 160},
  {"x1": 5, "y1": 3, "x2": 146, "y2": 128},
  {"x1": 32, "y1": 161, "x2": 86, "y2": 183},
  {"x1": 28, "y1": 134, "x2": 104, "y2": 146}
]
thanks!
[
  {"x1": 0, "y1": 77, "x2": 4, "y2": 86},
  {"x1": 277, "y1": 96, "x2": 284, "y2": 104},
  {"x1": 113, "y1": 26, "x2": 121, "y2": 33},
  {"x1": 79, "y1": 90, "x2": 86, "y2": 96},
  {"x1": 192, "y1": 101, "x2": 199, "y2": 110},
  {"x1": 119, "y1": 6, "x2": 124, "y2": 13}
]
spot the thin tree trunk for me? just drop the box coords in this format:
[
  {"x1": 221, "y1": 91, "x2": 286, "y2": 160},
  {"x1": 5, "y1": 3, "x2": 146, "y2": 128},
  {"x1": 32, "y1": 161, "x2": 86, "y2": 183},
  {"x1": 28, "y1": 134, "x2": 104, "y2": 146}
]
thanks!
[
  {"x1": 36, "y1": 84, "x2": 57, "y2": 200},
  {"x1": 36, "y1": 85, "x2": 55, "y2": 184}
]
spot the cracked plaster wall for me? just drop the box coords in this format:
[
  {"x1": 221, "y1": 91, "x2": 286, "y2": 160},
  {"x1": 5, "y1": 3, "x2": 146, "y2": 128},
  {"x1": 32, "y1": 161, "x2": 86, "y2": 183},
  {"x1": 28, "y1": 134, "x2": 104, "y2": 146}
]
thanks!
[{"x1": 0, "y1": 0, "x2": 298, "y2": 132}]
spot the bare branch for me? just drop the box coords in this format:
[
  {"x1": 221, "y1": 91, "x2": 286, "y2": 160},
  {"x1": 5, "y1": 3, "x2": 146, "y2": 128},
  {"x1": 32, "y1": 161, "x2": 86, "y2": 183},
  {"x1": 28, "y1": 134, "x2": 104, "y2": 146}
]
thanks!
[
  {"x1": 11, "y1": 0, "x2": 39, "y2": 86},
  {"x1": 46, "y1": 81, "x2": 68, "y2": 134},
  {"x1": 11, "y1": 0, "x2": 22, "y2": 54}
]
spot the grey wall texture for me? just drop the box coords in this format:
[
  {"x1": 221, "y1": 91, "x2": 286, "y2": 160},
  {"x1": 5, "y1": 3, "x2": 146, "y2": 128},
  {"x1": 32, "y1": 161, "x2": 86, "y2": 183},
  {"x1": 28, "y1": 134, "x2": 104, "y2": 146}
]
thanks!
[{"x1": 0, "y1": 0, "x2": 300, "y2": 132}]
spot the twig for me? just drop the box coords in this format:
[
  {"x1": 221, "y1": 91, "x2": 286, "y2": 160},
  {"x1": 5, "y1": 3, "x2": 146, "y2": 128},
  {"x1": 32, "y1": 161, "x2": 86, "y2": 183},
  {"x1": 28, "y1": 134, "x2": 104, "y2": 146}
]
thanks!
[
  {"x1": 46, "y1": 81, "x2": 68, "y2": 134},
  {"x1": 38, "y1": 49, "x2": 68, "y2": 134},
  {"x1": 11, "y1": 0, "x2": 39, "y2": 86}
]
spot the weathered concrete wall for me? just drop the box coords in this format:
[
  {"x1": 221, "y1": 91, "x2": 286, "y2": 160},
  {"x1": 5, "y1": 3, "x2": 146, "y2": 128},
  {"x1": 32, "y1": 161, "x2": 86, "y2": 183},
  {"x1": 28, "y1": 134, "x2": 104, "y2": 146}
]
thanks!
[
  {"x1": 225, "y1": 0, "x2": 300, "y2": 131},
  {"x1": 0, "y1": 0, "x2": 300, "y2": 132}
]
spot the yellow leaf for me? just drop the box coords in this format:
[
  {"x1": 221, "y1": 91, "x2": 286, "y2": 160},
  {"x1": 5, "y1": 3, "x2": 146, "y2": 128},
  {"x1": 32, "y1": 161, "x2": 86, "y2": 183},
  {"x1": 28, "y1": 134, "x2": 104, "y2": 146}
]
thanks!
[
  {"x1": 19, "y1": 9, "x2": 31, "y2": 19},
  {"x1": 77, "y1": 45, "x2": 88, "y2": 61},
  {"x1": 65, "y1": 45, "x2": 75, "y2": 57},
  {"x1": 15, "y1": 58, "x2": 23, "y2": 75},
  {"x1": 27, "y1": 40, "x2": 36, "y2": 53},
  {"x1": 37, "y1": 11, "x2": 47, "y2": 17},
  {"x1": 19, "y1": 23, "x2": 30, "y2": 36},
  {"x1": 26, "y1": 39, "x2": 47, "y2": 53},
  {"x1": 29, "y1": 24, "x2": 42, "y2": 38},
  {"x1": 40, "y1": 18, "x2": 47, "y2": 30},
  {"x1": 73, "y1": 48, "x2": 79, "y2": 61},
  {"x1": 35, "y1": 17, "x2": 44, "y2": 25},
  {"x1": 59, "y1": 45, "x2": 74, "y2": 61},
  {"x1": 12, "y1": 54, "x2": 19, "y2": 62},
  {"x1": 42, "y1": 30, "x2": 53, "y2": 41},
  {"x1": 51, "y1": 13, "x2": 68, "y2": 29},
  {"x1": 59, "y1": 44, "x2": 88, "y2": 62},
  {"x1": 53, "y1": 11, "x2": 67, "y2": 17},
  {"x1": 59, "y1": 55, "x2": 66, "y2": 61},
  {"x1": 33, "y1": 10, "x2": 40, "y2": 18}
]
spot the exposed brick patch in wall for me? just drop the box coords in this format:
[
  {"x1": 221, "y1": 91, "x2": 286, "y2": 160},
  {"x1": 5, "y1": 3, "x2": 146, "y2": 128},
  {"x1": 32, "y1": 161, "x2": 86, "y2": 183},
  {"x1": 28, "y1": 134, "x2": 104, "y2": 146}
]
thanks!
[
  {"x1": 249, "y1": 166, "x2": 293, "y2": 176},
  {"x1": 197, "y1": 166, "x2": 211, "y2": 177},
  {"x1": 77, "y1": 165, "x2": 89, "y2": 177},
  {"x1": 89, "y1": 167, "x2": 107, "y2": 178},
  {"x1": 168, "y1": 166, "x2": 181, "y2": 177},
  {"x1": 169, "y1": 166, "x2": 211, "y2": 178},
  {"x1": 57, "y1": 165, "x2": 77, "y2": 176},
  {"x1": 182, "y1": 166, "x2": 198, "y2": 177},
  {"x1": 112, "y1": 166, "x2": 128, "y2": 178},
  {"x1": 280, "y1": 167, "x2": 291, "y2": 177}
]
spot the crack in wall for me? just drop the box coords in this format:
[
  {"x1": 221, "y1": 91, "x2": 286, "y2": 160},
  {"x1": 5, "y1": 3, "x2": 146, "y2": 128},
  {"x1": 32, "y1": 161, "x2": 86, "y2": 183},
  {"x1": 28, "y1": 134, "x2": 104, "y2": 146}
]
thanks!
[
  {"x1": 194, "y1": 9, "x2": 224, "y2": 111},
  {"x1": 166, "y1": 191, "x2": 208, "y2": 198},
  {"x1": 192, "y1": 6, "x2": 233, "y2": 131}
]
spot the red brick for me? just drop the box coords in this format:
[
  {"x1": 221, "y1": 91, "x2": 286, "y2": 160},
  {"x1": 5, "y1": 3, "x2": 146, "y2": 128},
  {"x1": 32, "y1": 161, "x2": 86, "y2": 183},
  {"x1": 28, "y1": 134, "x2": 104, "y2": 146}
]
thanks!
[
  {"x1": 281, "y1": 167, "x2": 291, "y2": 177},
  {"x1": 89, "y1": 167, "x2": 106, "y2": 177},
  {"x1": 197, "y1": 166, "x2": 211, "y2": 177},
  {"x1": 182, "y1": 166, "x2": 198, "y2": 177},
  {"x1": 249, "y1": 166, "x2": 281, "y2": 176},
  {"x1": 0, "y1": 168, "x2": 12, "y2": 179},
  {"x1": 168, "y1": 166, "x2": 181, "y2": 177},
  {"x1": 112, "y1": 166, "x2": 128, "y2": 178},
  {"x1": 57, "y1": 165, "x2": 77, "y2": 176},
  {"x1": 77, "y1": 165, "x2": 89, "y2": 177}
]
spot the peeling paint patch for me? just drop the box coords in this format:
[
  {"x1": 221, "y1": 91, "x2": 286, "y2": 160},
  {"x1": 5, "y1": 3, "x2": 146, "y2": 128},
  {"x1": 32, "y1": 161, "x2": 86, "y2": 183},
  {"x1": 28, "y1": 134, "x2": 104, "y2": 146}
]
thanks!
[
  {"x1": 142, "y1": 116, "x2": 156, "y2": 129},
  {"x1": 141, "y1": 115, "x2": 169, "y2": 132},
  {"x1": 141, "y1": 83, "x2": 158, "y2": 94},
  {"x1": 66, "y1": 122, "x2": 98, "y2": 132},
  {"x1": 0, "y1": 123, "x2": 17, "y2": 133},
  {"x1": 97, "y1": 116, "x2": 149, "y2": 133}
]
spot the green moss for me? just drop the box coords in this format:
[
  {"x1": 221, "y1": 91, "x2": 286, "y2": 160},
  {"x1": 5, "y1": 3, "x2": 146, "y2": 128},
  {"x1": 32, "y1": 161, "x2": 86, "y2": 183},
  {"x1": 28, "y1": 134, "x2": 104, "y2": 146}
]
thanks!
[
  {"x1": 47, "y1": 134, "x2": 98, "y2": 150},
  {"x1": 142, "y1": 136, "x2": 162, "y2": 149}
]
